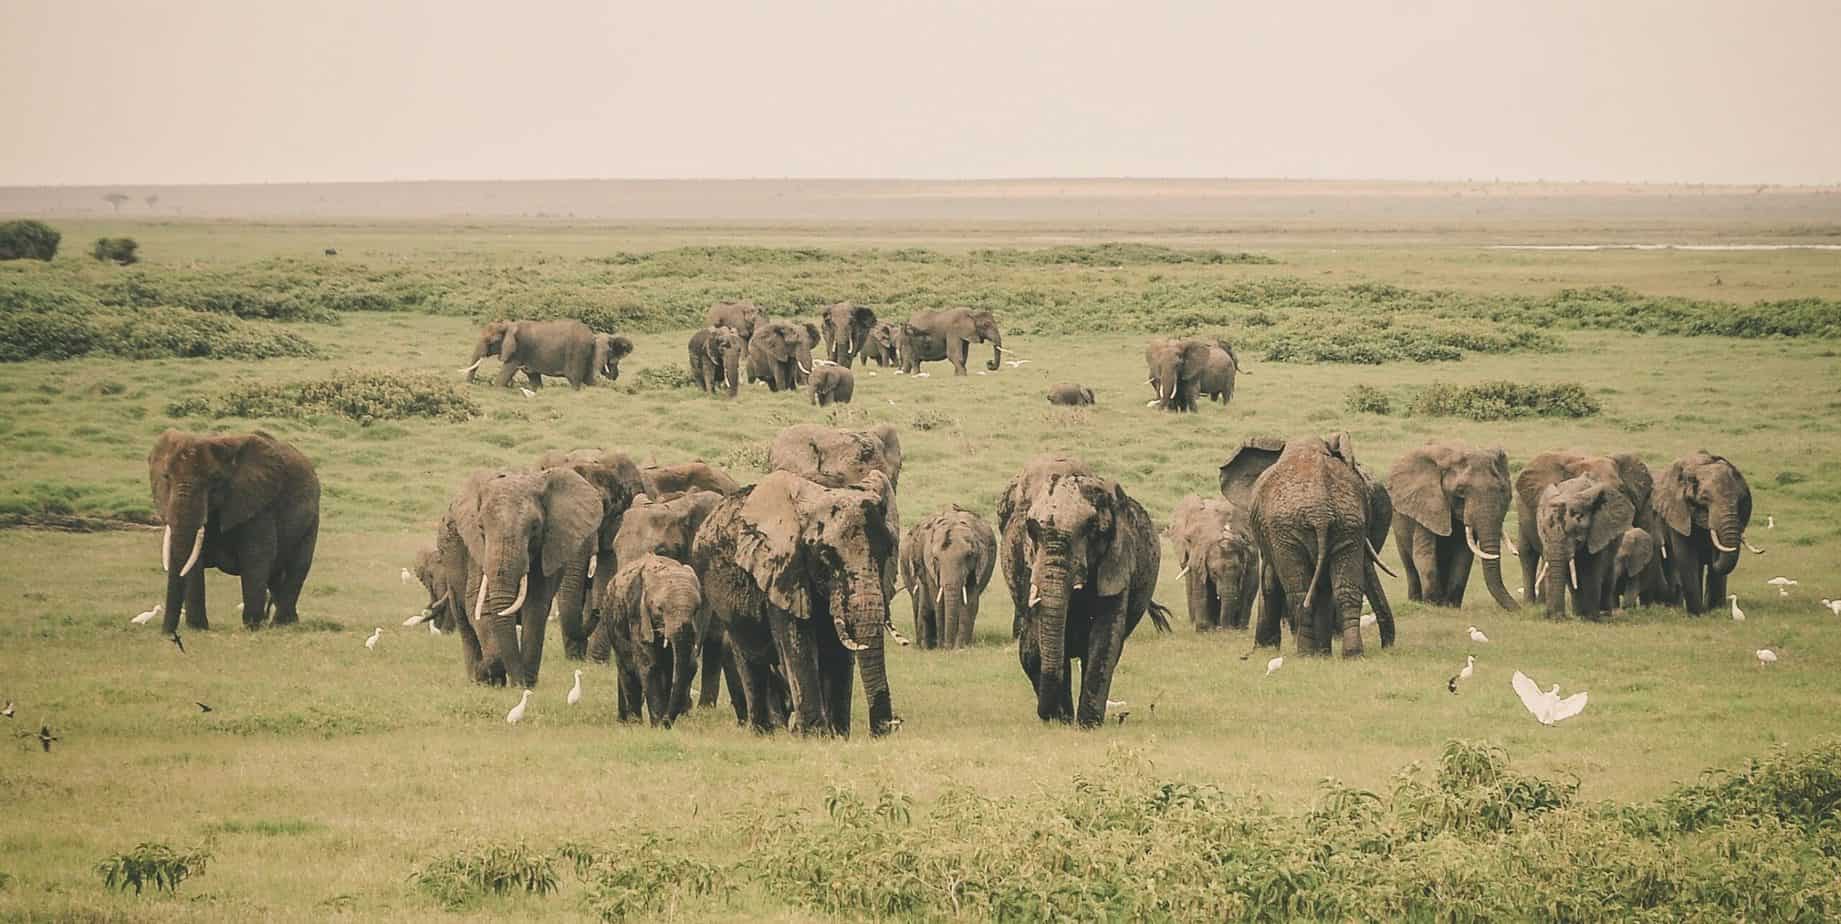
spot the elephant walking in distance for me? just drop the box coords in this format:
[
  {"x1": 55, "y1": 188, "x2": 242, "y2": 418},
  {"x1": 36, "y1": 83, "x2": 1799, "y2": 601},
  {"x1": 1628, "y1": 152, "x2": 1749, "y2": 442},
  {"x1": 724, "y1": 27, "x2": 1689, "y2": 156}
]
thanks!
[
  {"x1": 147, "y1": 429, "x2": 321, "y2": 635},
  {"x1": 1164, "y1": 495, "x2": 1258, "y2": 631},
  {"x1": 747, "y1": 319, "x2": 821, "y2": 391},
  {"x1": 1046, "y1": 383, "x2": 1096, "y2": 406},
  {"x1": 820, "y1": 303, "x2": 878, "y2": 367},
  {"x1": 1219, "y1": 434, "x2": 1396, "y2": 655},
  {"x1": 460, "y1": 319, "x2": 633, "y2": 389},
  {"x1": 688, "y1": 326, "x2": 745, "y2": 398},
  {"x1": 1514, "y1": 451, "x2": 1657, "y2": 607},
  {"x1": 1534, "y1": 475, "x2": 1635, "y2": 620},
  {"x1": 1654, "y1": 451, "x2": 1754, "y2": 614},
  {"x1": 901, "y1": 507, "x2": 997, "y2": 649},
  {"x1": 999, "y1": 456, "x2": 1170, "y2": 727},
  {"x1": 587, "y1": 555, "x2": 704, "y2": 727},
  {"x1": 1387, "y1": 441, "x2": 1519, "y2": 610},
  {"x1": 691, "y1": 471, "x2": 901, "y2": 737},
  {"x1": 809, "y1": 365, "x2": 855, "y2": 406},
  {"x1": 1144, "y1": 337, "x2": 1239, "y2": 412},
  {"x1": 898, "y1": 307, "x2": 1005, "y2": 375}
]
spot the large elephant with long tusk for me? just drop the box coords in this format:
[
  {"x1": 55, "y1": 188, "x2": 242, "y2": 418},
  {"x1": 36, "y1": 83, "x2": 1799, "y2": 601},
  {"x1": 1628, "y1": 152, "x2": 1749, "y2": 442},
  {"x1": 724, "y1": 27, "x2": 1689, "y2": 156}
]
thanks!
[
  {"x1": 820, "y1": 302, "x2": 879, "y2": 368},
  {"x1": 898, "y1": 307, "x2": 1005, "y2": 375},
  {"x1": 745, "y1": 319, "x2": 820, "y2": 392},
  {"x1": 1653, "y1": 451, "x2": 1754, "y2": 615},
  {"x1": 147, "y1": 430, "x2": 321, "y2": 634},
  {"x1": 1387, "y1": 441, "x2": 1519, "y2": 611}
]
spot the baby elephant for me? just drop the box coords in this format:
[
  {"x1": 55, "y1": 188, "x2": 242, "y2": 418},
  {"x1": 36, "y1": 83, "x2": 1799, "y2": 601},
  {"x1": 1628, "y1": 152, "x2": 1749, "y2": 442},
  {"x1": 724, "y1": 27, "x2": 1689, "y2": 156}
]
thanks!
[
  {"x1": 1046, "y1": 383, "x2": 1096, "y2": 406},
  {"x1": 588, "y1": 555, "x2": 704, "y2": 728},
  {"x1": 1165, "y1": 495, "x2": 1258, "y2": 630},
  {"x1": 408, "y1": 544, "x2": 457, "y2": 630},
  {"x1": 901, "y1": 507, "x2": 998, "y2": 649},
  {"x1": 809, "y1": 364, "x2": 855, "y2": 406},
  {"x1": 1612, "y1": 526, "x2": 1656, "y2": 611}
]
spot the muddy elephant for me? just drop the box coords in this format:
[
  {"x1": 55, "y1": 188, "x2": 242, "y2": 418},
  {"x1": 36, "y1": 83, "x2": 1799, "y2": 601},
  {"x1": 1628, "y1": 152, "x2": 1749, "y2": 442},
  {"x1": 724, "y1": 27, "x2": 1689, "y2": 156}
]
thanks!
[
  {"x1": 643, "y1": 462, "x2": 741, "y2": 499},
  {"x1": 147, "y1": 430, "x2": 321, "y2": 635},
  {"x1": 820, "y1": 303, "x2": 878, "y2": 367},
  {"x1": 1514, "y1": 451, "x2": 1655, "y2": 606},
  {"x1": 769, "y1": 423, "x2": 903, "y2": 492},
  {"x1": 1534, "y1": 475, "x2": 1636, "y2": 620},
  {"x1": 1219, "y1": 434, "x2": 1396, "y2": 655},
  {"x1": 900, "y1": 507, "x2": 997, "y2": 649},
  {"x1": 898, "y1": 307, "x2": 1004, "y2": 375},
  {"x1": 441, "y1": 467, "x2": 605, "y2": 687},
  {"x1": 688, "y1": 326, "x2": 746, "y2": 398},
  {"x1": 1387, "y1": 441, "x2": 1519, "y2": 611},
  {"x1": 1144, "y1": 337, "x2": 1239, "y2": 412},
  {"x1": 1165, "y1": 495, "x2": 1258, "y2": 631},
  {"x1": 747, "y1": 319, "x2": 821, "y2": 391},
  {"x1": 706, "y1": 300, "x2": 764, "y2": 340},
  {"x1": 861, "y1": 321, "x2": 900, "y2": 367},
  {"x1": 809, "y1": 365, "x2": 855, "y2": 406},
  {"x1": 460, "y1": 319, "x2": 633, "y2": 389},
  {"x1": 691, "y1": 470, "x2": 900, "y2": 736},
  {"x1": 1611, "y1": 526, "x2": 1656, "y2": 611},
  {"x1": 587, "y1": 555, "x2": 704, "y2": 727},
  {"x1": 1046, "y1": 383, "x2": 1096, "y2": 406},
  {"x1": 1654, "y1": 451, "x2": 1754, "y2": 614}
]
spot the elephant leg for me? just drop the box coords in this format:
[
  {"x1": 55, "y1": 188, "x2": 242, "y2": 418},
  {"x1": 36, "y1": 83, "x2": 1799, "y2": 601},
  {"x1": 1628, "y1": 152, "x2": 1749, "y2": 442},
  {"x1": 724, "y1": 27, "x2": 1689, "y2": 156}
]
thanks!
[
  {"x1": 527, "y1": 372, "x2": 544, "y2": 389},
  {"x1": 268, "y1": 528, "x2": 315, "y2": 625},
  {"x1": 1518, "y1": 523, "x2": 1542, "y2": 602},
  {"x1": 665, "y1": 635, "x2": 697, "y2": 726},
  {"x1": 1407, "y1": 527, "x2": 1439, "y2": 604},
  {"x1": 960, "y1": 593, "x2": 981, "y2": 648},
  {"x1": 517, "y1": 578, "x2": 556, "y2": 688},
  {"x1": 949, "y1": 339, "x2": 968, "y2": 375},
  {"x1": 644, "y1": 647, "x2": 671, "y2": 726},
  {"x1": 184, "y1": 568, "x2": 209, "y2": 631},
  {"x1": 1445, "y1": 540, "x2": 1475, "y2": 607},
  {"x1": 1676, "y1": 538, "x2": 1706, "y2": 614},
  {"x1": 817, "y1": 638, "x2": 853, "y2": 738},
  {"x1": 1214, "y1": 581, "x2": 1233, "y2": 631},
  {"x1": 1396, "y1": 522, "x2": 1423, "y2": 602},
  {"x1": 616, "y1": 660, "x2": 644, "y2": 722},
  {"x1": 456, "y1": 570, "x2": 488, "y2": 682},
  {"x1": 727, "y1": 647, "x2": 773, "y2": 732},
  {"x1": 1365, "y1": 559, "x2": 1396, "y2": 648},
  {"x1": 766, "y1": 609, "x2": 825, "y2": 735},
  {"x1": 720, "y1": 644, "x2": 747, "y2": 724},
  {"x1": 1331, "y1": 541, "x2": 1366, "y2": 657},
  {"x1": 1254, "y1": 565, "x2": 1284, "y2": 647},
  {"x1": 1185, "y1": 571, "x2": 1210, "y2": 630},
  {"x1": 1076, "y1": 600, "x2": 1130, "y2": 728},
  {"x1": 1706, "y1": 567, "x2": 1729, "y2": 615},
  {"x1": 493, "y1": 361, "x2": 518, "y2": 387},
  {"x1": 239, "y1": 568, "x2": 271, "y2": 631},
  {"x1": 698, "y1": 630, "x2": 723, "y2": 708}
]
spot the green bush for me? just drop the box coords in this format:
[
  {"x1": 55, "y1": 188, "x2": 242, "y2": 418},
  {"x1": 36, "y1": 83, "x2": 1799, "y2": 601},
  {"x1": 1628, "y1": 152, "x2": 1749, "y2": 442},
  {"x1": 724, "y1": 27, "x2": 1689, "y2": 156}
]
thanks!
[
  {"x1": 95, "y1": 842, "x2": 212, "y2": 895},
  {"x1": 624, "y1": 365, "x2": 695, "y2": 391},
  {"x1": 0, "y1": 220, "x2": 60, "y2": 261},
  {"x1": 970, "y1": 243, "x2": 1277, "y2": 265},
  {"x1": 576, "y1": 837, "x2": 719, "y2": 922},
  {"x1": 1344, "y1": 385, "x2": 1394, "y2": 415},
  {"x1": 1407, "y1": 381, "x2": 1602, "y2": 420},
  {"x1": 90, "y1": 237, "x2": 140, "y2": 266},
  {"x1": 0, "y1": 305, "x2": 317, "y2": 362},
  {"x1": 167, "y1": 372, "x2": 480, "y2": 425},
  {"x1": 412, "y1": 841, "x2": 558, "y2": 911}
]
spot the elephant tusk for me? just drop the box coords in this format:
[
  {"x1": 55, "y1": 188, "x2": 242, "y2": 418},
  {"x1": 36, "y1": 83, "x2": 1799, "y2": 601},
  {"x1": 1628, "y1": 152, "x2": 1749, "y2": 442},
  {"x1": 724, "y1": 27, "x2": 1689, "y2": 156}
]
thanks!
[
  {"x1": 1744, "y1": 540, "x2": 1765, "y2": 555},
  {"x1": 1073, "y1": 580, "x2": 1083, "y2": 590},
  {"x1": 1176, "y1": 565, "x2": 1190, "y2": 580},
  {"x1": 1710, "y1": 533, "x2": 1738, "y2": 553},
  {"x1": 162, "y1": 525, "x2": 173, "y2": 572},
  {"x1": 587, "y1": 556, "x2": 596, "y2": 578},
  {"x1": 179, "y1": 501, "x2": 207, "y2": 577},
  {"x1": 1366, "y1": 537, "x2": 1398, "y2": 578},
  {"x1": 835, "y1": 617, "x2": 868, "y2": 651},
  {"x1": 458, "y1": 359, "x2": 484, "y2": 374},
  {"x1": 797, "y1": 362, "x2": 812, "y2": 376},
  {"x1": 884, "y1": 621, "x2": 911, "y2": 646},
  {"x1": 1568, "y1": 559, "x2": 1579, "y2": 590},
  {"x1": 1535, "y1": 560, "x2": 1549, "y2": 586},
  {"x1": 936, "y1": 586, "x2": 944, "y2": 604},
  {"x1": 475, "y1": 572, "x2": 489, "y2": 619},
  {"x1": 1466, "y1": 527, "x2": 1500, "y2": 561},
  {"x1": 1659, "y1": 541, "x2": 1668, "y2": 560},
  {"x1": 1028, "y1": 583, "x2": 1041, "y2": 608},
  {"x1": 963, "y1": 585, "x2": 969, "y2": 605},
  {"x1": 498, "y1": 575, "x2": 529, "y2": 617}
]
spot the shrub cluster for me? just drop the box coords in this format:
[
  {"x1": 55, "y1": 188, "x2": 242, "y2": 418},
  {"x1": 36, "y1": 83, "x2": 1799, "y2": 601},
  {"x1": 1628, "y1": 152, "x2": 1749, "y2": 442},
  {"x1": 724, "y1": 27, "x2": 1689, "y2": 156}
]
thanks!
[
  {"x1": 412, "y1": 841, "x2": 558, "y2": 911},
  {"x1": 970, "y1": 243, "x2": 1277, "y2": 265},
  {"x1": 0, "y1": 220, "x2": 60, "y2": 261},
  {"x1": 1344, "y1": 384, "x2": 1393, "y2": 415},
  {"x1": 0, "y1": 305, "x2": 317, "y2": 362},
  {"x1": 90, "y1": 237, "x2": 139, "y2": 265},
  {"x1": 1407, "y1": 381, "x2": 1602, "y2": 420},
  {"x1": 166, "y1": 371, "x2": 480, "y2": 425},
  {"x1": 95, "y1": 842, "x2": 212, "y2": 896}
]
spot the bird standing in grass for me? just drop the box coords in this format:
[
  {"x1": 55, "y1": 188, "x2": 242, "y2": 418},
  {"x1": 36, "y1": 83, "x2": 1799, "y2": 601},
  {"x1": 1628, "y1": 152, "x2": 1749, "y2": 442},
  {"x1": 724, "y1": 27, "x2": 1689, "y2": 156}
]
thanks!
[
  {"x1": 1767, "y1": 515, "x2": 1775, "y2": 529},
  {"x1": 1767, "y1": 577, "x2": 1797, "y2": 597},
  {"x1": 567, "y1": 670, "x2": 583, "y2": 706},
  {"x1": 1821, "y1": 599, "x2": 1841, "y2": 617},
  {"x1": 1757, "y1": 648, "x2": 1779, "y2": 666},
  {"x1": 428, "y1": 622, "x2": 442, "y2": 636},
  {"x1": 2, "y1": 701, "x2": 13, "y2": 718},
  {"x1": 131, "y1": 605, "x2": 161, "y2": 625},
  {"x1": 400, "y1": 568, "x2": 413, "y2": 584},
  {"x1": 519, "y1": 386, "x2": 536, "y2": 398},
  {"x1": 1729, "y1": 594, "x2": 1745, "y2": 622},
  {"x1": 1468, "y1": 625, "x2": 1490, "y2": 643},
  {"x1": 1265, "y1": 656, "x2": 1283, "y2": 677},
  {"x1": 1448, "y1": 655, "x2": 1475, "y2": 694},
  {"x1": 506, "y1": 690, "x2": 532, "y2": 724},
  {"x1": 195, "y1": 702, "x2": 212, "y2": 713},
  {"x1": 364, "y1": 628, "x2": 382, "y2": 651}
]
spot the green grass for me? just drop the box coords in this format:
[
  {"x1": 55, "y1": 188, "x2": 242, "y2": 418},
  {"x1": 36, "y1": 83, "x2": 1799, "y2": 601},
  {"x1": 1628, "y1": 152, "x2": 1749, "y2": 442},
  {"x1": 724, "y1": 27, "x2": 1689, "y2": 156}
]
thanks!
[{"x1": 3, "y1": 221, "x2": 1841, "y2": 920}]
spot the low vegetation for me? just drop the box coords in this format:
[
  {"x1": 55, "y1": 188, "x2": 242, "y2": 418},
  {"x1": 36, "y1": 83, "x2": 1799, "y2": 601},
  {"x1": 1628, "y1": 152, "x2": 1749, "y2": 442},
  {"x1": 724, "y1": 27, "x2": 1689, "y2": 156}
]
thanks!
[
  {"x1": 89, "y1": 237, "x2": 140, "y2": 266},
  {"x1": 94, "y1": 842, "x2": 211, "y2": 896},
  {"x1": 1346, "y1": 381, "x2": 1602, "y2": 421},
  {"x1": 0, "y1": 219, "x2": 61, "y2": 261},
  {"x1": 411, "y1": 841, "x2": 558, "y2": 911},
  {"x1": 166, "y1": 371, "x2": 480, "y2": 424}
]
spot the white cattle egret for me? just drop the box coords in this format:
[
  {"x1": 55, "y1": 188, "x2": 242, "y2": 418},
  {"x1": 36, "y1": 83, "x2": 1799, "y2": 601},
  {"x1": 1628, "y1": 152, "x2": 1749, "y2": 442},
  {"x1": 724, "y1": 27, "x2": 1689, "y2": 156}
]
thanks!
[
  {"x1": 1106, "y1": 699, "x2": 1127, "y2": 709},
  {"x1": 131, "y1": 605, "x2": 162, "y2": 625},
  {"x1": 506, "y1": 689, "x2": 532, "y2": 724},
  {"x1": 403, "y1": 611, "x2": 429, "y2": 626},
  {"x1": 1360, "y1": 611, "x2": 1377, "y2": 629},
  {"x1": 364, "y1": 627, "x2": 382, "y2": 651},
  {"x1": 519, "y1": 387, "x2": 536, "y2": 398},
  {"x1": 234, "y1": 603, "x2": 244, "y2": 615},
  {"x1": 1767, "y1": 577, "x2": 1797, "y2": 596},
  {"x1": 1757, "y1": 648, "x2": 1779, "y2": 666},
  {"x1": 1459, "y1": 655, "x2": 1475, "y2": 683},
  {"x1": 915, "y1": 372, "x2": 930, "y2": 378},
  {"x1": 1729, "y1": 595, "x2": 1745, "y2": 622},
  {"x1": 1468, "y1": 626, "x2": 1490, "y2": 643},
  {"x1": 1821, "y1": 599, "x2": 1841, "y2": 617},
  {"x1": 400, "y1": 568, "x2": 413, "y2": 585},
  {"x1": 567, "y1": 670, "x2": 583, "y2": 706},
  {"x1": 428, "y1": 622, "x2": 442, "y2": 636},
  {"x1": 1767, "y1": 515, "x2": 1775, "y2": 529},
  {"x1": 2, "y1": 701, "x2": 14, "y2": 718},
  {"x1": 1511, "y1": 671, "x2": 1589, "y2": 725},
  {"x1": 1005, "y1": 359, "x2": 1030, "y2": 367},
  {"x1": 1265, "y1": 656, "x2": 1283, "y2": 677}
]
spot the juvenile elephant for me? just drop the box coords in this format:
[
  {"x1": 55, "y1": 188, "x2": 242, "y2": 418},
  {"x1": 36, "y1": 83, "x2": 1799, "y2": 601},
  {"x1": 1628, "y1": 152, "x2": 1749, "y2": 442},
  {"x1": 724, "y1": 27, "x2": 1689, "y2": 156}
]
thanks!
[
  {"x1": 441, "y1": 467, "x2": 605, "y2": 687},
  {"x1": 1514, "y1": 451, "x2": 1654, "y2": 605},
  {"x1": 899, "y1": 307, "x2": 1004, "y2": 375},
  {"x1": 1654, "y1": 451, "x2": 1754, "y2": 614},
  {"x1": 460, "y1": 319, "x2": 633, "y2": 389},
  {"x1": 1046, "y1": 383, "x2": 1096, "y2": 406},
  {"x1": 691, "y1": 470, "x2": 900, "y2": 736},
  {"x1": 408, "y1": 544, "x2": 457, "y2": 631},
  {"x1": 587, "y1": 555, "x2": 704, "y2": 727},
  {"x1": 609, "y1": 490, "x2": 739, "y2": 716},
  {"x1": 861, "y1": 321, "x2": 900, "y2": 367},
  {"x1": 1164, "y1": 495, "x2": 1258, "y2": 631},
  {"x1": 706, "y1": 300, "x2": 764, "y2": 340},
  {"x1": 1144, "y1": 337, "x2": 1239, "y2": 412},
  {"x1": 900, "y1": 507, "x2": 997, "y2": 649},
  {"x1": 820, "y1": 303, "x2": 878, "y2": 367},
  {"x1": 747, "y1": 319, "x2": 821, "y2": 391},
  {"x1": 688, "y1": 326, "x2": 745, "y2": 398},
  {"x1": 1387, "y1": 441, "x2": 1519, "y2": 610},
  {"x1": 147, "y1": 430, "x2": 321, "y2": 635},
  {"x1": 999, "y1": 457, "x2": 1170, "y2": 726},
  {"x1": 1219, "y1": 434, "x2": 1396, "y2": 655},
  {"x1": 1612, "y1": 526, "x2": 1657, "y2": 611},
  {"x1": 1534, "y1": 475, "x2": 1636, "y2": 620},
  {"x1": 809, "y1": 365, "x2": 855, "y2": 406}
]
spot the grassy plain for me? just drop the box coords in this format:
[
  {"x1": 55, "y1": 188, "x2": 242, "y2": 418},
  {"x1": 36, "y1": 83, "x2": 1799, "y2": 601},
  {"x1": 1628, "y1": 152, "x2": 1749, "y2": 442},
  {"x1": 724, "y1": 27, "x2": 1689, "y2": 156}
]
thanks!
[{"x1": 2, "y1": 207, "x2": 1840, "y2": 920}]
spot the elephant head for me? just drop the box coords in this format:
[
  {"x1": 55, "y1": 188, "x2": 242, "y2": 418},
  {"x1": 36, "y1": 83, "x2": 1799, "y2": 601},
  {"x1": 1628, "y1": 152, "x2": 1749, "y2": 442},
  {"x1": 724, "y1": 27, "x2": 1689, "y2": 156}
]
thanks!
[
  {"x1": 461, "y1": 321, "x2": 514, "y2": 380},
  {"x1": 1143, "y1": 338, "x2": 1213, "y2": 410},
  {"x1": 410, "y1": 545, "x2": 455, "y2": 629},
  {"x1": 450, "y1": 468, "x2": 605, "y2": 687},
  {"x1": 593, "y1": 334, "x2": 635, "y2": 383},
  {"x1": 749, "y1": 319, "x2": 817, "y2": 385},
  {"x1": 960, "y1": 309, "x2": 1003, "y2": 371},
  {"x1": 866, "y1": 321, "x2": 898, "y2": 363},
  {"x1": 1018, "y1": 473, "x2": 1141, "y2": 713},
  {"x1": 707, "y1": 301, "x2": 763, "y2": 340},
  {"x1": 904, "y1": 508, "x2": 997, "y2": 649},
  {"x1": 613, "y1": 490, "x2": 722, "y2": 565},
  {"x1": 1387, "y1": 442, "x2": 1518, "y2": 610},
  {"x1": 538, "y1": 455, "x2": 637, "y2": 658},
  {"x1": 588, "y1": 554, "x2": 704, "y2": 726},
  {"x1": 701, "y1": 327, "x2": 745, "y2": 395},
  {"x1": 824, "y1": 303, "x2": 879, "y2": 363},
  {"x1": 1655, "y1": 451, "x2": 1752, "y2": 574},
  {"x1": 1165, "y1": 495, "x2": 1255, "y2": 630},
  {"x1": 1536, "y1": 475, "x2": 1635, "y2": 617}
]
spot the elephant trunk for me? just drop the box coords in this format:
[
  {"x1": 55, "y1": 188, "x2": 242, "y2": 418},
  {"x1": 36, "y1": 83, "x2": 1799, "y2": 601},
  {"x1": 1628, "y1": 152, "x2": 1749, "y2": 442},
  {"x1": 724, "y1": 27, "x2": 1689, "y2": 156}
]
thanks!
[
  {"x1": 1542, "y1": 540, "x2": 1571, "y2": 618},
  {"x1": 985, "y1": 331, "x2": 1002, "y2": 371},
  {"x1": 1468, "y1": 515, "x2": 1518, "y2": 611},
  {"x1": 1710, "y1": 503, "x2": 1743, "y2": 574},
  {"x1": 1033, "y1": 531, "x2": 1072, "y2": 721},
  {"x1": 160, "y1": 487, "x2": 209, "y2": 633},
  {"x1": 837, "y1": 568, "x2": 894, "y2": 734},
  {"x1": 481, "y1": 544, "x2": 531, "y2": 685},
  {"x1": 722, "y1": 349, "x2": 741, "y2": 398},
  {"x1": 463, "y1": 338, "x2": 493, "y2": 381},
  {"x1": 554, "y1": 553, "x2": 591, "y2": 659}
]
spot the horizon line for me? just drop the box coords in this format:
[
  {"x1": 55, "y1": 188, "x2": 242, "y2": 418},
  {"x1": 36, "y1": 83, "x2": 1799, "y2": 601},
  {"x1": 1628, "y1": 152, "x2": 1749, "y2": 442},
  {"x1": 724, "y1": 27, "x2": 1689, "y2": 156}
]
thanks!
[{"x1": 5, "y1": 176, "x2": 1839, "y2": 191}]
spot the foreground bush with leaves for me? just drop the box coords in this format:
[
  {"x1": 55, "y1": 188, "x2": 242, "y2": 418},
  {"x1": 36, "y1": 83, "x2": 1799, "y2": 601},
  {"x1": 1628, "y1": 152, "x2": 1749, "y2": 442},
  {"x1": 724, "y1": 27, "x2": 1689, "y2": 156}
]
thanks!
[
  {"x1": 95, "y1": 842, "x2": 211, "y2": 896},
  {"x1": 166, "y1": 371, "x2": 480, "y2": 424}
]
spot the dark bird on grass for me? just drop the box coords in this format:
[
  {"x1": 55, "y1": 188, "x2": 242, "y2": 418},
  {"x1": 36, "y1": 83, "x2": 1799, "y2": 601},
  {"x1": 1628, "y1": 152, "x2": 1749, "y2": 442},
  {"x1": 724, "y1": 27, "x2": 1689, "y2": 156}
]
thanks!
[
  {"x1": 168, "y1": 633, "x2": 186, "y2": 654},
  {"x1": 2, "y1": 701, "x2": 14, "y2": 719},
  {"x1": 1447, "y1": 676, "x2": 1460, "y2": 694},
  {"x1": 1114, "y1": 710, "x2": 1131, "y2": 726},
  {"x1": 35, "y1": 725, "x2": 58, "y2": 752},
  {"x1": 1149, "y1": 691, "x2": 1162, "y2": 716},
  {"x1": 195, "y1": 702, "x2": 212, "y2": 713}
]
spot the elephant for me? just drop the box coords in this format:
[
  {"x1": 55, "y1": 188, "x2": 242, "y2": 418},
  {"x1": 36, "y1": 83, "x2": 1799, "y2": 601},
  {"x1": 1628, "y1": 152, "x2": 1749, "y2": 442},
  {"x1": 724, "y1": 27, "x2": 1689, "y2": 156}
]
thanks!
[
  {"x1": 1534, "y1": 475, "x2": 1636, "y2": 620},
  {"x1": 706, "y1": 300, "x2": 764, "y2": 340},
  {"x1": 690, "y1": 470, "x2": 900, "y2": 736},
  {"x1": 536, "y1": 450, "x2": 738, "y2": 503},
  {"x1": 897, "y1": 307, "x2": 1004, "y2": 375},
  {"x1": 1219, "y1": 434, "x2": 1396, "y2": 655},
  {"x1": 441, "y1": 467, "x2": 605, "y2": 687},
  {"x1": 147, "y1": 429, "x2": 321, "y2": 635},
  {"x1": 861, "y1": 321, "x2": 900, "y2": 367},
  {"x1": 809, "y1": 365, "x2": 855, "y2": 406},
  {"x1": 1387, "y1": 441, "x2": 1519, "y2": 611},
  {"x1": 604, "y1": 490, "x2": 741, "y2": 715},
  {"x1": 1144, "y1": 337, "x2": 1239, "y2": 412},
  {"x1": 820, "y1": 303, "x2": 879, "y2": 367},
  {"x1": 1514, "y1": 451, "x2": 1655, "y2": 606},
  {"x1": 1046, "y1": 383, "x2": 1096, "y2": 406},
  {"x1": 998, "y1": 456, "x2": 1170, "y2": 727},
  {"x1": 768, "y1": 423, "x2": 903, "y2": 492},
  {"x1": 747, "y1": 319, "x2": 821, "y2": 391},
  {"x1": 1164, "y1": 495, "x2": 1258, "y2": 631},
  {"x1": 900, "y1": 507, "x2": 997, "y2": 649},
  {"x1": 528, "y1": 453, "x2": 639, "y2": 660},
  {"x1": 1611, "y1": 527, "x2": 1657, "y2": 611},
  {"x1": 586, "y1": 555, "x2": 704, "y2": 727},
  {"x1": 409, "y1": 544, "x2": 458, "y2": 631},
  {"x1": 1654, "y1": 451, "x2": 1754, "y2": 614},
  {"x1": 688, "y1": 326, "x2": 746, "y2": 398},
  {"x1": 460, "y1": 319, "x2": 633, "y2": 389}
]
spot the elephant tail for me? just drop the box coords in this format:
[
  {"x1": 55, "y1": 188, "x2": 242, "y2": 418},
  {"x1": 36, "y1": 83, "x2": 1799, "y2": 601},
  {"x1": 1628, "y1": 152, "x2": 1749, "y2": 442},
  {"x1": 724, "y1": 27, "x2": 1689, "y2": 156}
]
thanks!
[
  {"x1": 1146, "y1": 599, "x2": 1173, "y2": 634},
  {"x1": 1300, "y1": 522, "x2": 1332, "y2": 613}
]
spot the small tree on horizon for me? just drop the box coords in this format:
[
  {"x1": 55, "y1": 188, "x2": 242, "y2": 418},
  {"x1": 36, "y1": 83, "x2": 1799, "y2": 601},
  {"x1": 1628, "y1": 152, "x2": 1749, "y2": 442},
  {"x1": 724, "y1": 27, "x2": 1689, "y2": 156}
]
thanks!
[
  {"x1": 102, "y1": 192, "x2": 130, "y2": 213},
  {"x1": 144, "y1": 194, "x2": 160, "y2": 210}
]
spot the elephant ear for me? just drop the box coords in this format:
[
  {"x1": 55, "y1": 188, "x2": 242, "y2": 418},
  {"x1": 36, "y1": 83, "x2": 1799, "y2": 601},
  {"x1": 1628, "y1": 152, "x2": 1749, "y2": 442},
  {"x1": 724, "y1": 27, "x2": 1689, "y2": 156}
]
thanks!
[
  {"x1": 450, "y1": 471, "x2": 496, "y2": 566},
  {"x1": 1180, "y1": 340, "x2": 1212, "y2": 380},
  {"x1": 800, "y1": 321, "x2": 822, "y2": 347},
  {"x1": 1588, "y1": 485, "x2": 1636, "y2": 554},
  {"x1": 735, "y1": 473, "x2": 808, "y2": 618},
  {"x1": 1095, "y1": 482, "x2": 1138, "y2": 597},
  {"x1": 1515, "y1": 452, "x2": 1575, "y2": 513},
  {"x1": 615, "y1": 564, "x2": 651, "y2": 648},
  {"x1": 219, "y1": 432, "x2": 296, "y2": 531},
  {"x1": 1324, "y1": 431, "x2": 1357, "y2": 467},
  {"x1": 1386, "y1": 447, "x2": 1452, "y2": 536},
  {"x1": 500, "y1": 323, "x2": 519, "y2": 359},
  {"x1": 540, "y1": 468, "x2": 603, "y2": 578},
  {"x1": 1218, "y1": 436, "x2": 1286, "y2": 509},
  {"x1": 1610, "y1": 452, "x2": 1653, "y2": 509},
  {"x1": 1653, "y1": 460, "x2": 1693, "y2": 536}
]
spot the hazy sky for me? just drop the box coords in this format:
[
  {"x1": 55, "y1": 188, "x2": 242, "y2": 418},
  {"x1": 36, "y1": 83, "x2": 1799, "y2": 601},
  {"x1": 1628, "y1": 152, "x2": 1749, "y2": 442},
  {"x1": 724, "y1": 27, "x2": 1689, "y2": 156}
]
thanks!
[{"x1": 2, "y1": 0, "x2": 1836, "y2": 186}]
